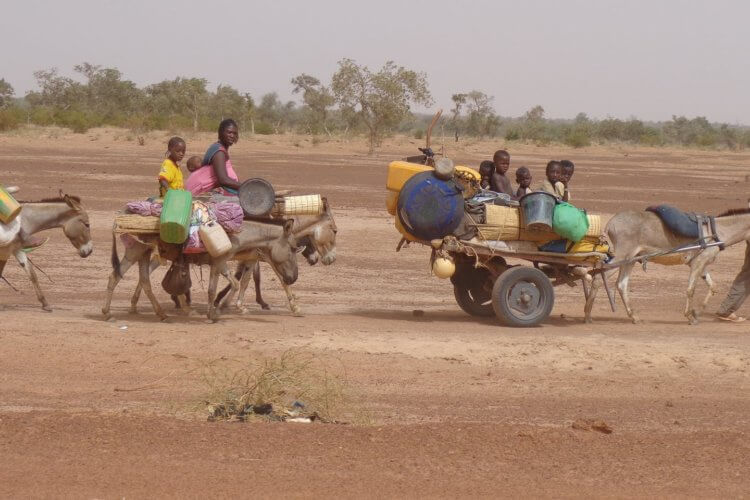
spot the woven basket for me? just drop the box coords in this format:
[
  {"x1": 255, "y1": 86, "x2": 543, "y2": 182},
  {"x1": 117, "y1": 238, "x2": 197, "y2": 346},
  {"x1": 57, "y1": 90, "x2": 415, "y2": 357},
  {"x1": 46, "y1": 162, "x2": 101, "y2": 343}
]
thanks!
[
  {"x1": 114, "y1": 214, "x2": 160, "y2": 233},
  {"x1": 480, "y1": 205, "x2": 521, "y2": 240},
  {"x1": 283, "y1": 194, "x2": 323, "y2": 215},
  {"x1": 586, "y1": 214, "x2": 602, "y2": 237}
]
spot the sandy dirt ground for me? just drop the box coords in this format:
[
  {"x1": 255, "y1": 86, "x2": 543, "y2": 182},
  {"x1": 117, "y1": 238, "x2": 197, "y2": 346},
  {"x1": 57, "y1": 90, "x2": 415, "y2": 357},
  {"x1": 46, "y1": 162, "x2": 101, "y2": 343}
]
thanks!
[{"x1": 1, "y1": 127, "x2": 749, "y2": 497}]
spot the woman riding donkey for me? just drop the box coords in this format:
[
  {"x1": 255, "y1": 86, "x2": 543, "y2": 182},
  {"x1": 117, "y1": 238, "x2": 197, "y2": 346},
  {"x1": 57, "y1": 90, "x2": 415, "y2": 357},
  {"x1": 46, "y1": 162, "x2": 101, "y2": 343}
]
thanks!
[{"x1": 186, "y1": 119, "x2": 242, "y2": 196}]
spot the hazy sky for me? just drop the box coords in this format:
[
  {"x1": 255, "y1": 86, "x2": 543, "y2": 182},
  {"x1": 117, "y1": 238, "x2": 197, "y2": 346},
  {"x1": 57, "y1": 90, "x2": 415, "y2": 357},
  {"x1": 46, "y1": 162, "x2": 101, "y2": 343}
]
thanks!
[{"x1": 2, "y1": 0, "x2": 749, "y2": 123}]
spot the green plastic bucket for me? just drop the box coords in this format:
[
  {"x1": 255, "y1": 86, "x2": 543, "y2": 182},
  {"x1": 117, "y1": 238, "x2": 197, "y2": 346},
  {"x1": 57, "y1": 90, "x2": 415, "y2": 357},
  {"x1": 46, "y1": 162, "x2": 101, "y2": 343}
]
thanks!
[
  {"x1": 552, "y1": 202, "x2": 589, "y2": 243},
  {"x1": 160, "y1": 189, "x2": 192, "y2": 244},
  {"x1": 0, "y1": 185, "x2": 21, "y2": 224}
]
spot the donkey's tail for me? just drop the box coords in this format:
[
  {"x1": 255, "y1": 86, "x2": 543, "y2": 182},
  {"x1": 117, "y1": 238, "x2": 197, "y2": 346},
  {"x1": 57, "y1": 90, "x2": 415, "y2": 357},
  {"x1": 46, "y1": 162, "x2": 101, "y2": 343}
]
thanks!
[{"x1": 111, "y1": 231, "x2": 122, "y2": 278}]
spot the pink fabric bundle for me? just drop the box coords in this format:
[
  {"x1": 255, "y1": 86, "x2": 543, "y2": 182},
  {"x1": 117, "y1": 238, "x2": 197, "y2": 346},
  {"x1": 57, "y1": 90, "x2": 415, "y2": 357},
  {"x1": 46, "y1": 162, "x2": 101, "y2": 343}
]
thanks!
[
  {"x1": 212, "y1": 202, "x2": 244, "y2": 232},
  {"x1": 126, "y1": 201, "x2": 162, "y2": 216}
]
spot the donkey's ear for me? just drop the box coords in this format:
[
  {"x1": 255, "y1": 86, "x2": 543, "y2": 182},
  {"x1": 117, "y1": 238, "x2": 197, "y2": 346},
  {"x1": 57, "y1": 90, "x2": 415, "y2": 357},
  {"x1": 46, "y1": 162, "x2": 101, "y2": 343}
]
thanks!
[{"x1": 283, "y1": 218, "x2": 295, "y2": 234}]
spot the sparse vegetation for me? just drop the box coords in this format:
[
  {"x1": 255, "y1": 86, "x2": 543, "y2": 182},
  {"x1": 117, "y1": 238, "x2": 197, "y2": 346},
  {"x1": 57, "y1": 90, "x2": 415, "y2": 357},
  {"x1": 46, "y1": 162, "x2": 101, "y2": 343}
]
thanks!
[
  {"x1": 199, "y1": 351, "x2": 354, "y2": 423},
  {"x1": 2, "y1": 62, "x2": 750, "y2": 150}
]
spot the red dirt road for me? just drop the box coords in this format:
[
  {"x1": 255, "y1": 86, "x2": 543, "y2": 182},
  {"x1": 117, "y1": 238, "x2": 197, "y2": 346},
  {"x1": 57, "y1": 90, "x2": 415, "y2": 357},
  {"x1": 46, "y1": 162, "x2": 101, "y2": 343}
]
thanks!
[{"x1": 1, "y1": 129, "x2": 749, "y2": 497}]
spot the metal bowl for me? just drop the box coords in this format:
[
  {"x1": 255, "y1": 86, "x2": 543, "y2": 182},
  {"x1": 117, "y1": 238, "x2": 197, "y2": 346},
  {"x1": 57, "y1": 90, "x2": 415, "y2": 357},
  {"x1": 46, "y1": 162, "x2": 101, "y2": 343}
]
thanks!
[{"x1": 238, "y1": 178, "x2": 275, "y2": 216}]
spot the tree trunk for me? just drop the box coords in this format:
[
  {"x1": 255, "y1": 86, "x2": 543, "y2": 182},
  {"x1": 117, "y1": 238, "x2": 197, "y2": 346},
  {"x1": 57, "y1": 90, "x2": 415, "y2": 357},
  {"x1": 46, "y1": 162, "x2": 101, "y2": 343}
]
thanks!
[{"x1": 250, "y1": 117, "x2": 255, "y2": 135}]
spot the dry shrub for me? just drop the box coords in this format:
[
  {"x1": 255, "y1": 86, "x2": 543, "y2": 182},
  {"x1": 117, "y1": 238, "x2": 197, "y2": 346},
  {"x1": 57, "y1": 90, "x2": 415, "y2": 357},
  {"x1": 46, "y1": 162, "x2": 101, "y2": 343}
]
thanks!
[{"x1": 199, "y1": 351, "x2": 352, "y2": 423}]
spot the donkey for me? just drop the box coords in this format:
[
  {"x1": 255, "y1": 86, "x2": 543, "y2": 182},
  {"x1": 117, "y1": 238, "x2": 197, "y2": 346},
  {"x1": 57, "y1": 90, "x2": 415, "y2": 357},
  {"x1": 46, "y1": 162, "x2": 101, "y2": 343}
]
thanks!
[
  {"x1": 102, "y1": 219, "x2": 298, "y2": 322},
  {"x1": 216, "y1": 201, "x2": 338, "y2": 313},
  {"x1": 0, "y1": 193, "x2": 93, "y2": 311},
  {"x1": 584, "y1": 208, "x2": 750, "y2": 325}
]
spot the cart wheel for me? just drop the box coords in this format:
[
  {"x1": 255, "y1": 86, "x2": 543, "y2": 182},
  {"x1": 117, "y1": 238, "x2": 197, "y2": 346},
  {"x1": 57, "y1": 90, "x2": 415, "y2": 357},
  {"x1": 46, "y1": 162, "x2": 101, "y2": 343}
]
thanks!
[
  {"x1": 454, "y1": 284, "x2": 494, "y2": 317},
  {"x1": 491, "y1": 267, "x2": 554, "y2": 327}
]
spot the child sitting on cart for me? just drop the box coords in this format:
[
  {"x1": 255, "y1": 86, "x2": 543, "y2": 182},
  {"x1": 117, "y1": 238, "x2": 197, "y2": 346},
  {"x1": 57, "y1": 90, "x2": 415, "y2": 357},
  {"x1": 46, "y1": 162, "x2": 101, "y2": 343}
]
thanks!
[
  {"x1": 560, "y1": 160, "x2": 574, "y2": 201},
  {"x1": 515, "y1": 166, "x2": 532, "y2": 198},
  {"x1": 479, "y1": 160, "x2": 494, "y2": 189},
  {"x1": 537, "y1": 161, "x2": 568, "y2": 201},
  {"x1": 489, "y1": 150, "x2": 514, "y2": 197}
]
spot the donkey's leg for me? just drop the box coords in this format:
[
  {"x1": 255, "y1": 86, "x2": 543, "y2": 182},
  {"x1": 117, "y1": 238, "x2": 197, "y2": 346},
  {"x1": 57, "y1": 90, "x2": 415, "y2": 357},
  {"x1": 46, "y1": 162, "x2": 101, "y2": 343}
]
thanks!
[
  {"x1": 268, "y1": 264, "x2": 301, "y2": 315},
  {"x1": 137, "y1": 254, "x2": 167, "y2": 321},
  {"x1": 616, "y1": 262, "x2": 639, "y2": 323},
  {"x1": 177, "y1": 294, "x2": 191, "y2": 316},
  {"x1": 14, "y1": 250, "x2": 50, "y2": 312},
  {"x1": 208, "y1": 262, "x2": 239, "y2": 322},
  {"x1": 584, "y1": 268, "x2": 616, "y2": 323},
  {"x1": 252, "y1": 262, "x2": 271, "y2": 311},
  {"x1": 219, "y1": 262, "x2": 243, "y2": 311},
  {"x1": 102, "y1": 253, "x2": 138, "y2": 319},
  {"x1": 701, "y1": 272, "x2": 717, "y2": 309},
  {"x1": 207, "y1": 263, "x2": 227, "y2": 322},
  {"x1": 131, "y1": 258, "x2": 161, "y2": 313},
  {"x1": 685, "y1": 248, "x2": 719, "y2": 324}
]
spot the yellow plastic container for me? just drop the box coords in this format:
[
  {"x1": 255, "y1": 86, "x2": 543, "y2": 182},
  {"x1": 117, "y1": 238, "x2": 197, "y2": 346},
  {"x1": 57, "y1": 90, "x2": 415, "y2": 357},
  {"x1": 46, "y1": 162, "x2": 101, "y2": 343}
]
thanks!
[
  {"x1": 0, "y1": 185, "x2": 22, "y2": 224},
  {"x1": 199, "y1": 221, "x2": 232, "y2": 257},
  {"x1": 386, "y1": 161, "x2": 432, "y2": 191}
]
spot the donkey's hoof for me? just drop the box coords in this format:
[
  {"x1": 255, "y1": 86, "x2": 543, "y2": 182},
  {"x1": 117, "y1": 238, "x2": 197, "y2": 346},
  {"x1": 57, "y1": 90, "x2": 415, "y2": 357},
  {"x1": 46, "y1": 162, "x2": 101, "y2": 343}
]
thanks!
[
  {"x1": 258, "y1": 302, "x2": 271, "y2": 311},
  {"x1": 129, "y1": 307, "x2": 139, "y2": 314},
  {"x1": 584, "y1": 317, "x2": 593, "y2": 324},
  {"x1": 42, "y1": 305, "x2": 53, "y2": 313},
  {"x1": 102, "y1": 312, "x2": 113, "y2": 321}
]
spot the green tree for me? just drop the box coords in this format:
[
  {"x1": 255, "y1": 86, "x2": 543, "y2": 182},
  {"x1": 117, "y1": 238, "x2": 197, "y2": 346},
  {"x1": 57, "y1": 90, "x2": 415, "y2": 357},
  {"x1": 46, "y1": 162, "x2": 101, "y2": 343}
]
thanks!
[
  {"x1": 521, "y1": 105, "x2": 547, "y2": 142},
  {"x1": 0, "y1": 78, "x2": 14, "y2": 108},
  {"x1": 291, "y1": 73, "x2": 335, "y2": 136},
  {"x1": 450, "y1": 93, "x2": 467, "y2": 141},
  {"x1": 256, "y1": 92, "x2": 295, "y2": 133},
  {"x1": 26, "y1": 68, "x2": 85, "y2": 110},
  {"x1": 464, "y1": 91, "x2": 498, "y2": 138},
  {"x1": 72, "y1": 63, "x2": 143, "y2": 121},
  {"x1": 331, "y1": 58, "x2": 432, "y2": 153},
  {"x1": 145, "y1": 77, "x2": 208, "y2": 131}
]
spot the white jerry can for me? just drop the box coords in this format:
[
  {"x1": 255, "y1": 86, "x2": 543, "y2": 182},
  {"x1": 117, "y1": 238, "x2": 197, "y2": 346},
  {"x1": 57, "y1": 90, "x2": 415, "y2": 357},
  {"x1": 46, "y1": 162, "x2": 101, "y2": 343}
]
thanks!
[{"x1": 199, "y1": 221, "x2": 232, "y2": 257}]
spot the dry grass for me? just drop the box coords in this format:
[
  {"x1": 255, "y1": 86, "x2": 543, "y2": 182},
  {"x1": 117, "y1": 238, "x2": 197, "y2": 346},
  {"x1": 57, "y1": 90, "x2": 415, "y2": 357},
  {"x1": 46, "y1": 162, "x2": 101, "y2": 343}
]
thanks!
[{"x1": 199, "y1": 351, "x2": 356, "y2": 423}]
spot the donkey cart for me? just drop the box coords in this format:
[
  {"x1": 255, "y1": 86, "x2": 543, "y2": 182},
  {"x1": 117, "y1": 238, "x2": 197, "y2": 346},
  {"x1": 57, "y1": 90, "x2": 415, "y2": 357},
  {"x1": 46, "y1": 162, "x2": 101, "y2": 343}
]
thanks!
[{"x1": 432, "y1": 235, "x2": 609, "y2": 327}]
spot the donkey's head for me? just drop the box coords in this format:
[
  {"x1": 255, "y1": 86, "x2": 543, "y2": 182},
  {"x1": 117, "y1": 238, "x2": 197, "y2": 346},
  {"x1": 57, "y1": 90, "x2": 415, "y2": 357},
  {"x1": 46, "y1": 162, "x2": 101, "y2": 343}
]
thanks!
[
  {"x1": 309, "y1": 198, "x2": 337, "y2": 266},
  {"x1": 269, "y1": 219, "x2": 299, "y2": 285},
  {"x1": 60, "y1": 193, "x2": 93, "y2": 258}
]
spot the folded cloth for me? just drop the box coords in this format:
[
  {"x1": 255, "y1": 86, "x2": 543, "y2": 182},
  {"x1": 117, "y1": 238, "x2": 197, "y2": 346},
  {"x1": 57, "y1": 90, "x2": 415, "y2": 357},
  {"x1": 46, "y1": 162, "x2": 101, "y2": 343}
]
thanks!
[
  {"x1": 212, "y1": 201, "x2": 244, "y2": 232},
  {"x1": 126, "y1": 200, "x2": 162, "y2": 216}
]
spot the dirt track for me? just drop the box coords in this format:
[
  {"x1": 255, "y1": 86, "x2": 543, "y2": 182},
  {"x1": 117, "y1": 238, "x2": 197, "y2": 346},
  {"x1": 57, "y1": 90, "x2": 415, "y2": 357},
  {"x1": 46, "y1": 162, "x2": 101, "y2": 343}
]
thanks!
[{"x1": 1, "y1": 128, "x2": 749, "y2": 497}]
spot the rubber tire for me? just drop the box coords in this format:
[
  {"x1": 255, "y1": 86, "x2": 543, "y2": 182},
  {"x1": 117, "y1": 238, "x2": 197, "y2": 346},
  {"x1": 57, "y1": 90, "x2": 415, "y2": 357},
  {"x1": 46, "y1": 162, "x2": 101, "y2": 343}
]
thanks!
[
  {"x1": 491, "y1": 266, "x2": 554, "y2": 327},
  {"x1": 454, "y1": 284, "x2": 494, "y2": 317}
]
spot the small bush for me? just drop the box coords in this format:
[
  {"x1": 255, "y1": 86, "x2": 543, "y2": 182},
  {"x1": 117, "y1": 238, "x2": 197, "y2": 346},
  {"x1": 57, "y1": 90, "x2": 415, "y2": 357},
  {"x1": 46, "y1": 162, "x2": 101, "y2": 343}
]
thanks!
[
  {"x1": 564, "y1": 131, "x2": 591, "y2": 148},
  {"x1": 254, "y1": 121, "x2": 274, "y2": 135},
  {"x1": 0, "y1": 108, "x2": 23, "y2": 131},
  {"x1": 413, "y1": 129, "x2": 424, "y2": 140},
  {"x1": 200, "y1": 351, "x2": 351, "y2": 423},
  {"x1": 504, "y1": 128, "x2": 521, "y2": 141}
]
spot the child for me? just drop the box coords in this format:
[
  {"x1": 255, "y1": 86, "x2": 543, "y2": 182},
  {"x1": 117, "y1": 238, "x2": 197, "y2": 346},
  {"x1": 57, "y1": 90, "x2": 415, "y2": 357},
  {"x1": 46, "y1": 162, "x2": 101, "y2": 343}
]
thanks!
[
  {"x1": 560, "y1": 159, "x2": 574, "y2": 201},
  {"x1": 515, "y1": 166, "x2": 532, "y2": 198},
  {"x1": 479, "y1": 160, "x2": 494, "y2": 189},
  {"x1": 537, "y1": 160, "x2": 566, "y2": 199},
  {"x1": 489, "y1": 149, "x2": 514, "y2": 196},
  {"x1": 158, "y1": 137, "x2": 186, "y2": 197},
  {"x1": 186, "y1": 155, "x2": 202, "y2": 173}
]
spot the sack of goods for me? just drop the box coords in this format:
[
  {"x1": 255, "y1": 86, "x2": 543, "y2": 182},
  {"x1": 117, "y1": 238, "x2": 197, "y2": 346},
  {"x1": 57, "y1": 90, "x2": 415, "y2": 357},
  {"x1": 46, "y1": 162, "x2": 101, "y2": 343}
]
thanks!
[{"x1": 552, "y1": 202, "x2": 589, "y2": 243}]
